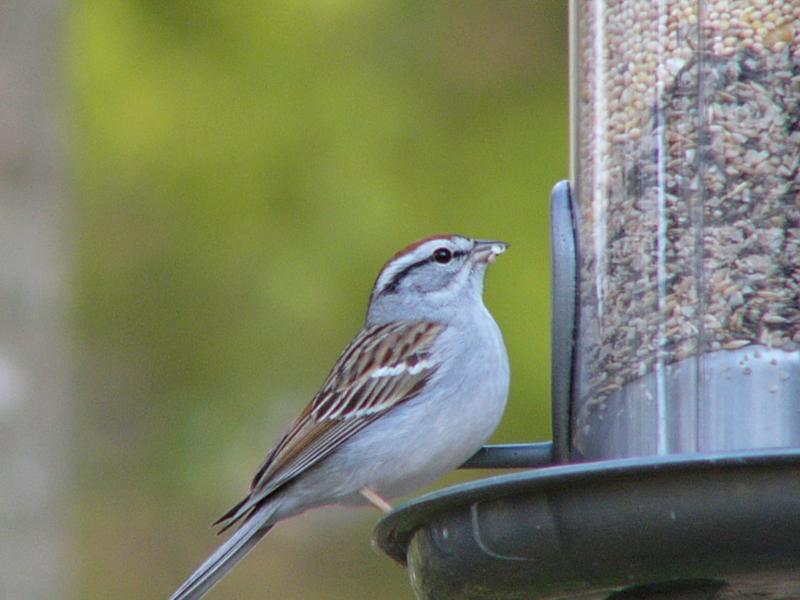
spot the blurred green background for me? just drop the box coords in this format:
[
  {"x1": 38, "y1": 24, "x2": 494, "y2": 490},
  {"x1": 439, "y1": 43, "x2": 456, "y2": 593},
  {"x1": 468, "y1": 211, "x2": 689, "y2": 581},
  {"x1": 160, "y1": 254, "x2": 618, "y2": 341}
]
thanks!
[{"x1": 66, "y1": 1, "x2": 567, "y2": 598}]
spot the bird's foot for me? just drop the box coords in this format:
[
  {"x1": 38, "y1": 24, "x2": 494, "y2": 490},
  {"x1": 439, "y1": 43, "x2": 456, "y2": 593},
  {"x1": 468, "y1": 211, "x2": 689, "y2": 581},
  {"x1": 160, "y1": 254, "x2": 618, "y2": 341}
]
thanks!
[{"x1": 360, "y1": 486, "x2": 393, "y2": 513}]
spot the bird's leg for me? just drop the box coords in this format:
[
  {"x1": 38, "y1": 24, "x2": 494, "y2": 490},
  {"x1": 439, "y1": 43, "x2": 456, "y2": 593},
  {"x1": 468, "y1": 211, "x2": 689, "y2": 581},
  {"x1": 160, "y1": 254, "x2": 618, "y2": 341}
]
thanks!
[{"x1": 360, "y1": 486, "x2": 393, "y2": 513}]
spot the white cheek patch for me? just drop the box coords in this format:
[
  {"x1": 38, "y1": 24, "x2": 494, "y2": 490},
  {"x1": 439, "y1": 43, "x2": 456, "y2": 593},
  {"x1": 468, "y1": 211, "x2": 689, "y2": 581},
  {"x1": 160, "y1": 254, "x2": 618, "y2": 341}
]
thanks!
[{"x1": 370, "y1": 359, "x2": 433, "y2": 378}]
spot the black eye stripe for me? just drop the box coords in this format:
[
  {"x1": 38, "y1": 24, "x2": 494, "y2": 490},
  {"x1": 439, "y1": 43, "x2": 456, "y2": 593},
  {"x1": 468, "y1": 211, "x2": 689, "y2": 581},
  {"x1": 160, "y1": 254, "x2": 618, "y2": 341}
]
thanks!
[
  {"x1": 380, "y1": 249, "x2": 468, "y2": 295},
  {"x1": 381, "y1": 259, "x2": 425, "y2": 295},
  {"x1": 426, "y1": 249, "x2": 466, "y2": 268}
]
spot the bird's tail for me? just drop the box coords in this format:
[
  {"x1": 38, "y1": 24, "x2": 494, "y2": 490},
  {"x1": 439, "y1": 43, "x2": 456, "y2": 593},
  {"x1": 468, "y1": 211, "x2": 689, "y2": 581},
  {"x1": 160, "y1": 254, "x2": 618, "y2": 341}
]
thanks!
[{"x1": 168, "y1": 508, "x2": 275, "y2": 600}]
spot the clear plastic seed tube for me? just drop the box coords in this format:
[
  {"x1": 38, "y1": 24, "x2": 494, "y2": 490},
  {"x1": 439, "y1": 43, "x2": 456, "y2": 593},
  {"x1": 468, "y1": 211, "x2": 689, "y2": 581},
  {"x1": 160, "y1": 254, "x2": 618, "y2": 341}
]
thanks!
[{"x1": 570, "y1": 0, "x2": 800, "y2": 458}]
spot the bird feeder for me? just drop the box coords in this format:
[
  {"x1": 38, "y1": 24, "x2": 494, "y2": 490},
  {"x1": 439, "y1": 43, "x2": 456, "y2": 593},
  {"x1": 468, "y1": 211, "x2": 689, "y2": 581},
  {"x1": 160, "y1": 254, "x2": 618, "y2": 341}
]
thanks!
[{"x1": 373, "y1": 2, "x2": 800, "y2": 598}]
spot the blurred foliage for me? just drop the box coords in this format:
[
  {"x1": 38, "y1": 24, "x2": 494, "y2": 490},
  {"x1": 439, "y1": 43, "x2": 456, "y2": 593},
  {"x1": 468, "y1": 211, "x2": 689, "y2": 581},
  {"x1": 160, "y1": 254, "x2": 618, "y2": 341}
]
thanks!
[{"x1": 66, "y1": 1, "x2": 567, "y2": 598}]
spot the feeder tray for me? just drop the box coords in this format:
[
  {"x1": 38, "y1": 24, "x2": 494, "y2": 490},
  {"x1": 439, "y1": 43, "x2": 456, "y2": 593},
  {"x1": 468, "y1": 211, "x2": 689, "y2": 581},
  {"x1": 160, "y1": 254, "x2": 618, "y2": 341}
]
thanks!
[{"x1": 373, "y1": 449, "x2": 800, "y2": 600}]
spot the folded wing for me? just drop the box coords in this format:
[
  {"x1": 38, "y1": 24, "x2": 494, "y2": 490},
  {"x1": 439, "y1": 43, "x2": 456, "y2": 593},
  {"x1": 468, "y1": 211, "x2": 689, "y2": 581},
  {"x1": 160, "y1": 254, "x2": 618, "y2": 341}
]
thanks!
[{"x1": 215, "y1": 320, "x2": 445, "y2": 531}]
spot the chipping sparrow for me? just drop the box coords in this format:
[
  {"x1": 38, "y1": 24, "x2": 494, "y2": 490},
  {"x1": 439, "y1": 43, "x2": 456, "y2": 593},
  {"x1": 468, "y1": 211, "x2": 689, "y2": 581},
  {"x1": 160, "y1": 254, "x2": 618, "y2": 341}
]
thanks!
[{"x1": 168, "y1": 234, "x2": 510, "y2": 600}]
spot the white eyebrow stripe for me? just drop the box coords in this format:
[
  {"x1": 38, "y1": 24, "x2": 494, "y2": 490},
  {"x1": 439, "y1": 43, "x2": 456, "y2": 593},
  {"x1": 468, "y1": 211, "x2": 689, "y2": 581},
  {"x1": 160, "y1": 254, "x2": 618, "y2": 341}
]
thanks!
[
  {"x1": 375, "y1": 257, "x2": 423, "y2": 293},
  {"x1": 370, "y1": 359, "x2": 434, "y2": 378},
  {"x1": 374, "y1": 238, "x2": 458, "y2": 293}
]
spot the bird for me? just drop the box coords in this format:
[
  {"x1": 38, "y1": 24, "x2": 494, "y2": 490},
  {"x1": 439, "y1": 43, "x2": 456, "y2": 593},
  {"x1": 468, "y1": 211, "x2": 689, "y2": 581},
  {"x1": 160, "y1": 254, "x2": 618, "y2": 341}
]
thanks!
[{"x1": 168, "y1": 234, "x2": 510, "y2": 600}]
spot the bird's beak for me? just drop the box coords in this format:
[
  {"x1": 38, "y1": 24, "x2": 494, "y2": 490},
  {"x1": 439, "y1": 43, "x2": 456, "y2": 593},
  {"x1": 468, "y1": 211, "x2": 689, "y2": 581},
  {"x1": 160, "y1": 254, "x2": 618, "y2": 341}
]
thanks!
[{"x1": 472, "y1": 240, "x2": 510, "y2": 264}]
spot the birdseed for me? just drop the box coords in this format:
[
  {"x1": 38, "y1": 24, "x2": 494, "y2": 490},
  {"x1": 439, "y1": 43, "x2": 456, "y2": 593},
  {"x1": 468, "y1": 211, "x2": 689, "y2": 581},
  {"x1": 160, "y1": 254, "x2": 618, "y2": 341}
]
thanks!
[{"x1": 571, "y1": 1, "x2": 800, "y2": 415}]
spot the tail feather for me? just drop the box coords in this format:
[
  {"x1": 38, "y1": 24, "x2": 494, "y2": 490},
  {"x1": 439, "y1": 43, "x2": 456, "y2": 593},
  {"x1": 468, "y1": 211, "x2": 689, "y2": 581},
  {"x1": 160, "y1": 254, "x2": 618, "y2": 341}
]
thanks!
[
  {"x1": 168, "y1": 511, "x2": 274, "y2": 600},
  {"x1": 213, "y1": 494, "x2": 251, "y2": 534}
]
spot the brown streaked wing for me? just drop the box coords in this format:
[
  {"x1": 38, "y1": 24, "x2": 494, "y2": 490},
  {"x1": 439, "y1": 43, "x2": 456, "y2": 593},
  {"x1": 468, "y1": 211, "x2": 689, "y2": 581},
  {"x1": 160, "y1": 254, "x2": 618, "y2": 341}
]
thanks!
[{"x1": 215, "y1": 320, "x2": 445, "y2": 530}]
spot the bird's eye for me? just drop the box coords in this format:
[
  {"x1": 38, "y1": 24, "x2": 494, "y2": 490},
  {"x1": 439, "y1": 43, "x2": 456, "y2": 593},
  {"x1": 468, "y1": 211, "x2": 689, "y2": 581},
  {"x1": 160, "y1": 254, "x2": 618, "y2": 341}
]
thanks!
[{"x1": 432, "y1": 247, "x2": 453, "y2": 264}]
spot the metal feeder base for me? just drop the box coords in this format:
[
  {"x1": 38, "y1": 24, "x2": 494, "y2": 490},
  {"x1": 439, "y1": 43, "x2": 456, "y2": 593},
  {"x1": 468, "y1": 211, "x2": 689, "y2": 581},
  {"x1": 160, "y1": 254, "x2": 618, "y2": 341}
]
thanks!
[{"x1": 373, "y1": 449, "x2": 800, "y2": 600}]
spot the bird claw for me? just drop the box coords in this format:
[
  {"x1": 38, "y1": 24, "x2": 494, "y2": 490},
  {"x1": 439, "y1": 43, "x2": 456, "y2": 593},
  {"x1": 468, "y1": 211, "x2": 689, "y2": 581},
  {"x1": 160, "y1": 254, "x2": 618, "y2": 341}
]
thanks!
[{"x1": 360, "y1": 487, "x2": 393, "y2": 513}]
